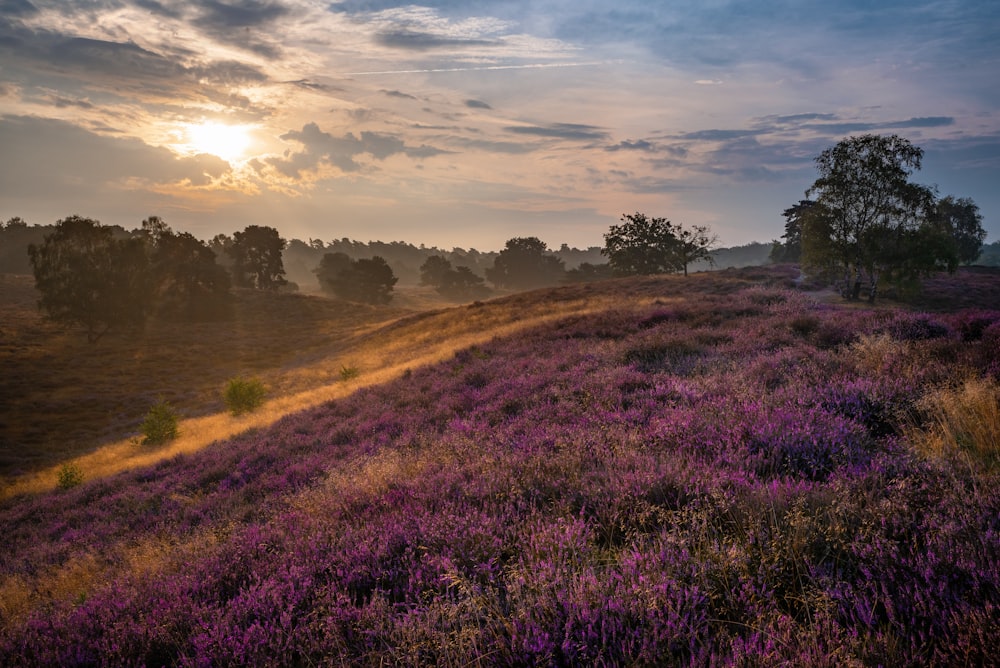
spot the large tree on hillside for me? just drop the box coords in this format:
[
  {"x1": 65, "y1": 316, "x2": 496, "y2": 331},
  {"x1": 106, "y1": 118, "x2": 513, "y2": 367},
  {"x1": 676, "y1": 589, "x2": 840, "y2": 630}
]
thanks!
[
  {"x1": 803, "y1": 134, "x2": 937, "y2": 301},
  {"x1": 485, "y1": 237, "x2": 565, "y2": 289},
  {"x1": 802, "y1": 134, "x2": 985, "y2": 301},
  {"x1": 28, "y1": 215, "x2": 152, "y2": 342},
  {"x1": 603, "y1": 213, "x2": 717, "y2": 276},
  {"x1": 602, "y1": 213, "x2": 677, "y2": 276},
  {"x1": 228, "y1": 225, "x2": 287, "y2": 290}
]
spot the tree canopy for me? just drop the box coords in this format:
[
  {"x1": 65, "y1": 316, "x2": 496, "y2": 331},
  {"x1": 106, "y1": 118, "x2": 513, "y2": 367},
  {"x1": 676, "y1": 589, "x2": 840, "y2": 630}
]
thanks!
[
  {"x1": 28, "y1": 216, "x2": 152, "y2": 342},
  {"x1": 419, "y1": 255, "x2": 489, "y2": 300},
  {"x1": 142, "y1": 217, "x2": 232, "y2": 319},
  {"x1": 316, "y1": 254, "x2": 398, "y2": 304},
  {"x1": 228, "y1": 225, "x2": 287, "y2": 290},
  {"x1": 484, "y1": 237, "x2": 565, "y2": 290},
  {"x1": 800, "y1": 134, "x2": 986, "y2": 301},
  {"x1": 602, "y1": 213, "x2": 718, "y2": 276}
]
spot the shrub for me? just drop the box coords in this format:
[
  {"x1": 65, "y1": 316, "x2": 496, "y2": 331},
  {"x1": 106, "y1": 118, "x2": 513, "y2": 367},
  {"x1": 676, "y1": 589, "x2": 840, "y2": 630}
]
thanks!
[
  {"x1": 141, "y1": 400, "x2": 180, "y2": 445},
  {"x1": 56, "y1": 463, "x2": 83, "y2": 490},
  {"x1": 339, "y1": 365, "x2": 360, "y2": 381},
  {"x1": 224, "y1": 376, "x2": 266, "y2": 416}
]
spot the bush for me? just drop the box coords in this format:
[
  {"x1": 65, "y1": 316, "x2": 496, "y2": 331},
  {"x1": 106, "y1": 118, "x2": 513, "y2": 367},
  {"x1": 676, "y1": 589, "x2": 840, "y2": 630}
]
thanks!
[
  {"x1": 141, "y1": 400, "x2": 179, "y2": 445},
  {"x1": 339, "y1": 365, "x2": 360, "y2": 381},
  {"x1": 224, "y1": 376, "x2": 266, "y2": 416},
  {"x1": 56, "y1": 463, "x2": 83, "y2": 490}
]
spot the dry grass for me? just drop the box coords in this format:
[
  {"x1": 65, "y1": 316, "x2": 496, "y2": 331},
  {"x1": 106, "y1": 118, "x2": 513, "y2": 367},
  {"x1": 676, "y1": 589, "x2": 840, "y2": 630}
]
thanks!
[
  {"x1": 908, "y1": 377, "x2": 1000, "y2": 471},
  {"x1": 4, "y1": 264, "x2": 992, "y2": 498},
  {"x1": 2, "y1": 271, "x2": 716, "y2": 498}
]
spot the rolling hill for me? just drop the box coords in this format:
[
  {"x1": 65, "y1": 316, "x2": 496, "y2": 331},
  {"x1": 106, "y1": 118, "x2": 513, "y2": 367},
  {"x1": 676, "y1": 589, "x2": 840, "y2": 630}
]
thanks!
[{"x1": 1, "y1": 266, "x2": 999, "y2": 665}]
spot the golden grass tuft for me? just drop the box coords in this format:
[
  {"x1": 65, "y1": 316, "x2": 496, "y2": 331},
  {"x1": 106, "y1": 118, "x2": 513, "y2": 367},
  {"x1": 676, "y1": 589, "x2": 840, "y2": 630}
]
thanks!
[{"x1": 907, "y1": 377, "x2": 1000, "y2": 471}]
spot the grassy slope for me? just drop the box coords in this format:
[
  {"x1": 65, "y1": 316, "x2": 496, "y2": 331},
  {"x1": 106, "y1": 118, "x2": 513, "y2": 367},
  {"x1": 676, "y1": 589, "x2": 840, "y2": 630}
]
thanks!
[{"x1": 1, "y1": 266, "x2": 999, "y2": 665}]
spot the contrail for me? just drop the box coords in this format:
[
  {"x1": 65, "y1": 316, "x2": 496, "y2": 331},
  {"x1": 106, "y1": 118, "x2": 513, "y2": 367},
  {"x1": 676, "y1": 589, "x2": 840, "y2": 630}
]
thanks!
[{"x1": 343, "y1": 60, "x2": 616, "y2": 76}]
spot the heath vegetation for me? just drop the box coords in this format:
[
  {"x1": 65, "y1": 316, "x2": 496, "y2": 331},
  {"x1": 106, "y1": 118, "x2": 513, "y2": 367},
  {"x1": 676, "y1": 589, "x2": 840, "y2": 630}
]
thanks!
[{"x1": 1, "y1": 263, "x2": 998, "y2": 665}]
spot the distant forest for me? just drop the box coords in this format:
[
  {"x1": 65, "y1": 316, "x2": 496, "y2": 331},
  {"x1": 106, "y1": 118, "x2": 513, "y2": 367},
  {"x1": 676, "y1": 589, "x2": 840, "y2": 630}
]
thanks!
[
  {"x1": 4, "y1": 217, "x2": 997, "y2": 291},
  {"x1": 0, "y1": 218, "x2": 782, "y2": 289}
]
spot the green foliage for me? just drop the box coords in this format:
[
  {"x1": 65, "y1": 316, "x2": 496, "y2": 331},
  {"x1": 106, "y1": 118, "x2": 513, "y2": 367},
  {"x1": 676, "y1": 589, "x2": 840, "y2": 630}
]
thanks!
[
  {"x1": 141, "y1": 400, "x2": 180, "y2": 445},
  {"x1": 485, "y1": 237, "x2": 566, "y2": 289},
  {"x1": 930, "y1": 196, "x2": 986, "y2": 265},
  {"x1": 339, "y1": 365, "x2": 360, "y2": 381},
  {"x1": 228, "y1": 225, "x2": 287, "y2": 290},
  {"x1": 28, "y1": 216, "x2": 153, "y2": 342},
  {"x1": 602, "y1": 213, "x2": 717, "y2": 277},
  {"x1": 224, "y1": 376, "x2": 267, "y2": 416},
  {"x1": 317, "y1": 254, "x2": 398, "y2": 304},
  {"x1": 770, "y1": 200, "x2": 814, "y2": 263},
  {"x1": 56, "y1": 463, "x2": 84, "y2": 490},
  {"x1": 798, "y1": 134, "x2": 984, "y2": 302}
]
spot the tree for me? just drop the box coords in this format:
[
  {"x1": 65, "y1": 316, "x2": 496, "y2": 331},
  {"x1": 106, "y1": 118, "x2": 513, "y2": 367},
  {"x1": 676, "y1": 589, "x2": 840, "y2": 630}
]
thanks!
[
  {"x1": 318, "y1": 255, "x2": 398, "y2": 304},
  {"x1": 930, "y1": 196, "x2": 986, "y2": 265},
  {"x1": 141, "y1": 217, "x2": 231, "y2": 319},
  {"x1": 770, "y1": 200, "x2": 814, "y2": 264},
  {"x1": 28, "y1": 215, "x2": 152, "y2": 342},
  {"x1": 228, "y1": 225, "x2": 287, "y2": 290},
  {"x1": 602, "y1": 212, "x2": 717, "y2": 276},
  {"x1": 419, "y1": 255, "x2": 453, "y2": 287},
  {"x1": 315, "y1": 251, "x2": 353, "y2": 294},
  {"x1": 803, "y1": 134, "x2": 936, "y2": 302},
  {"x1": 602, "y1": 213, "x2": 677, "y2": 276},
  {"x1": 672, "y1": 223, "x2": 719, "y2": 276},
  {"x1": 485, "y1": 237, "x2": 566, "y2": 289}
]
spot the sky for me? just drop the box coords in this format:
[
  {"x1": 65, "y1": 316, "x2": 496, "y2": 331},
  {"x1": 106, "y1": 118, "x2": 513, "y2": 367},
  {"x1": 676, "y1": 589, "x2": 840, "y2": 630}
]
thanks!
[{"x1": 1, "y1": 0, "x2": 998, "y2": 251}]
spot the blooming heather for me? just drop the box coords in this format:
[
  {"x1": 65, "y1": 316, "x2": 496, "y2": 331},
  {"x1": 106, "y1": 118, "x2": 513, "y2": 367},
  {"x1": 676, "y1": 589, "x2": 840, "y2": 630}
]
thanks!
[{"x1": 1, "y1": 270, "x2": 998, "y2": 666}]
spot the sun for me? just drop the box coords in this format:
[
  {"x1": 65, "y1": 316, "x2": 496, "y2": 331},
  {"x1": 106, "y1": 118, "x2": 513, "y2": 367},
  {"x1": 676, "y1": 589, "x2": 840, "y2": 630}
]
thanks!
[{"x1": 183, "y1": 121, "x2": 253, "y2": 162}]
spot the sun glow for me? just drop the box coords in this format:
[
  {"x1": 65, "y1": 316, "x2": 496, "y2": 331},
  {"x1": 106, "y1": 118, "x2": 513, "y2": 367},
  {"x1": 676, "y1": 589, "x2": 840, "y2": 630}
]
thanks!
[{"x1": 183, "y1": 121, "x2": 253, "y2": 162}]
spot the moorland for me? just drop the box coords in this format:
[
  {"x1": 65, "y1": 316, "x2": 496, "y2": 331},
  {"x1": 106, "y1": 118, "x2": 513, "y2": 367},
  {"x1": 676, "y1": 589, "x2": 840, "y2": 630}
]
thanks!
[{"x1": 1, "y1": 265, "x2": 999, "y2": 665}]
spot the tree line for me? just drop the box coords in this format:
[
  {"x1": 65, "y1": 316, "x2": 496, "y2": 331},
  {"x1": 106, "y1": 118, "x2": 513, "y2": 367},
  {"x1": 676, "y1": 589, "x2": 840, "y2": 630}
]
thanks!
[
  {"x1": 13, "y1": 211, "x2": 730, "y2": 341},
  {"x1": 7, "y1": 133, "x2": 992, "y2": 339}
]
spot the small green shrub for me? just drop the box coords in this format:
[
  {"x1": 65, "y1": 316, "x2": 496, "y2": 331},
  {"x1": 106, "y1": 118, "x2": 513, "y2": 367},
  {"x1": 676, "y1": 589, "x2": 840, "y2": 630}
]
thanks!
[
  {"x1": 224, "y1": 376, "x2": 266, "y2": 415},
  {"x1": 141, "y1": 400, "x2": 180, "y2": 445},
  {"x1": 339, "y1": 365, "x2": 360, "y2": 381},
  {"x1": 56, "y1": 463, "x2": 84, "y2": 490}
]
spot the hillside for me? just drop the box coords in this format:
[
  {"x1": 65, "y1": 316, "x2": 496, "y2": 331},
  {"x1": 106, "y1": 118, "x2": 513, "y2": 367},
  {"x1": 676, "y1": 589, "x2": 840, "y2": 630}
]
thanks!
[{"x1": 1, "y1": 266, "x2": 999, "y2": 665}]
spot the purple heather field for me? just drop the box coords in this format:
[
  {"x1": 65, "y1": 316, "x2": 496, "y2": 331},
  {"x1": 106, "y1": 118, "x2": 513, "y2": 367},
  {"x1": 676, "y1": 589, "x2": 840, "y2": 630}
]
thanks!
[{"x1": 2, "y1": 267, "x2": 999, "y2": 666}]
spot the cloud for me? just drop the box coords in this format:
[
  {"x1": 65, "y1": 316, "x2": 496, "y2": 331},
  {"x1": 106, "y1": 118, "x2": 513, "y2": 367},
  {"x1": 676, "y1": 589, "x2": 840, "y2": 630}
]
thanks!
[
  {"x1": 382, "y1": 89, "x2": 417, "y2": 99},
  {"x1": 465, "y1": 99, "x2": 492, "y2": 109},
  {"x1": 192, "y1": 0, "x2": 291, "y2": 29},
  {"x1": 50, "y1": 95, "x2": 94, "y2": 109},
  {"x1": 186, "y1": 0, "x2": 293, "y2": 58},
  {"x1": 606, "y1": 139, "x2": 655, "y2": 152},
  {"x1": 0, "y1": 115, "x2": 232, "y2": 198},
  {"x1": 269, "y1": 122, "x2": 448, "y2": 176},
  {"x1": 802, "y1": 116, "x2": 955, "y2": 135},
  {"x1": 678, "y1": 129, "x2": 764, "y2": 141},
  {"x1": 374, "y1": 29, "x2": 497, "y2": 50},
  {"x1": 0, "y1": 0, "x2": 37, "y2": 17},
  {"x1": 504, "y1": 122, "x2": 608, "y2": 141}
]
